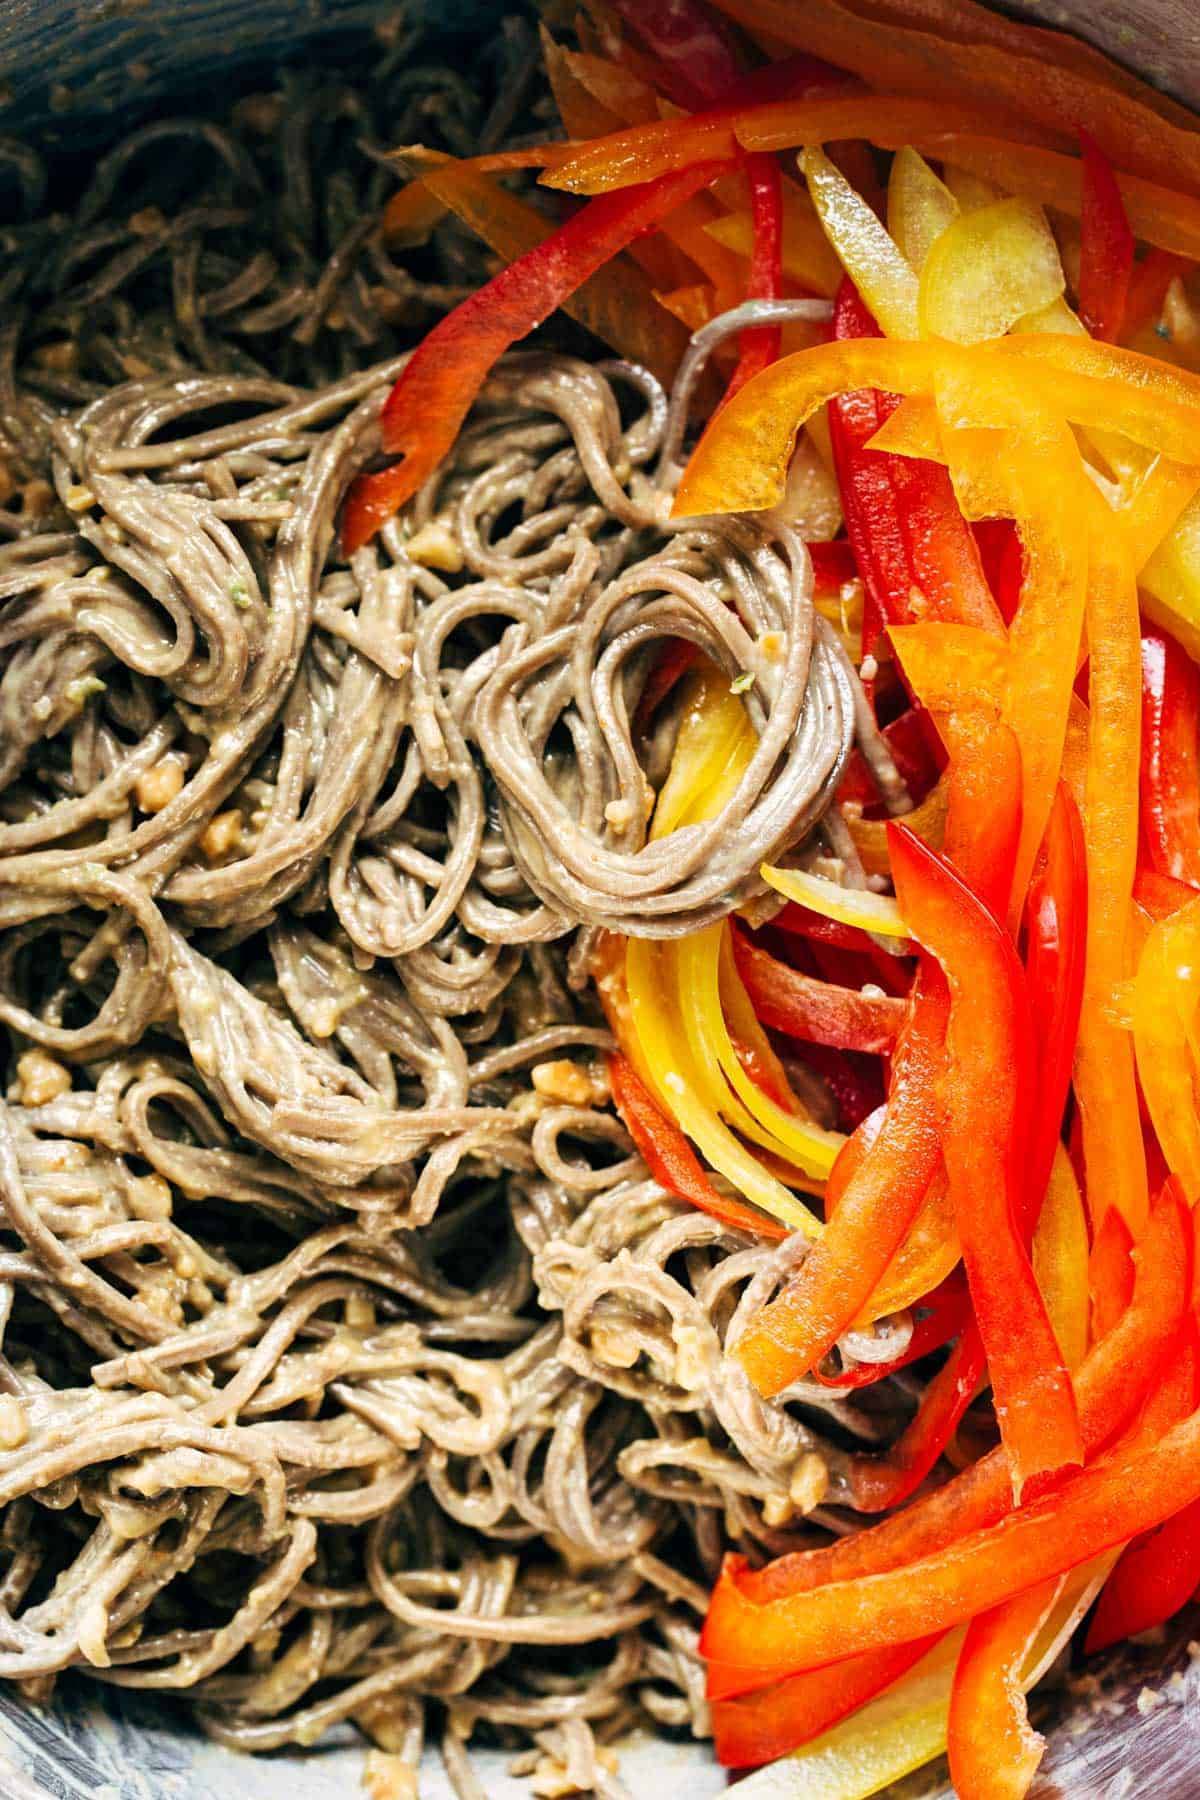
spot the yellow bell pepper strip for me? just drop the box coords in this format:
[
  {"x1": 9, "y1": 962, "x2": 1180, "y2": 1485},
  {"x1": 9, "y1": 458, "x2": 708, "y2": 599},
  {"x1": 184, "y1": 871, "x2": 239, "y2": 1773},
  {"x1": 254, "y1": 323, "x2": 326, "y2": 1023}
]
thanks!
[
  {"x1": 803, "y1": 149, "x2": 920, "y2": 340},
  {"x1": 761, "y1": 862, "x2": 910, "y2": 938},
  {"x1": 1024, "y1": 787, "x2": 1087, "y2": 1217},
  {"x1": 1128, "y1": 892, "x2": 1200, "y2": 1202},
  {"x1": 701, "y1": 0, "x2": 1200, "y2": 195},
  {"x1": 711, "y1": 1634, "x2": 943, "y2": 1767},
  {"x1": 542, "y1": 96, "x2": 1061, "y2": 196},
  {"x1": 1032, "y1": 1146, "x2": 1090, "y2": 1376},
  {"x1": 917, "y1": 198, "x2": 1064, "y2": 345},
  {"x1": 946, "y1": 1575, "x2": 1069, "y2": 1800},
  {"x1": 889, "y1": 823, "x2": 1083, "y2": 1498},
  {"x1": 732, "y1": 1183, "x2": 1191, "y2": 1629},
  {"x1": 733, "y1": 967, "x2": 946, "y2": 1396},
  {"x1": 1079, "y1": 129, "x2": 1136, "y2": 343},
  {"x1": 888, "y1": 146, "x2": 959, "y2": 273},
  {"x1": 707, "y1": 174, "x2": 844, "y2": 296},
  {"x1": 730, "y1": 925, "x2": 906, "y2": 1053},
  {"x1": 608, "y1": 1053, "x2": 789, "y2": 1241},
  {"x1": 342, "y1": 161, "x2": 723, "y2": 551},
  {"x1": 1140, "y1": 624, "x2": 1200, "y2": 888},
  {"x1": 1142, "y1": 493, "x2": 1200, "y2": 666},
  {"x1": 914, "y1": 137, "x2": 1200, "y2": 263},
  {"x1": 701, "y1": 1360, "x2": 1200, "y2": 1679},
  {"x1": 673, "y1": 335, "x2": 1200, "y2": 523}
]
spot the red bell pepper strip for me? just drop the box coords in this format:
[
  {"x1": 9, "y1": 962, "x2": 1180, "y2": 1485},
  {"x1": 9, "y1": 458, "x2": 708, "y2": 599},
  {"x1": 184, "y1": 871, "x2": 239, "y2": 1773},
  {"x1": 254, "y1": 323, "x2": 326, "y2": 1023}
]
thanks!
[
  {"x1": 829, "y1": 281, "x2": 1004, "y2": 639},
  {"x1": 1088, "y1": 1206, "x2": 1135, "y2": 1343},
  {"x1": 1078, "y1": 130, "x2": 1136, "y2": 343},
  {"x1": 608, "y1": 1053, "x2": 787, "y2": 1239},
  {"x1": 972, "y1": 518, "x2": 1024, "y2": 626},
  {"x1": 632, "y1": 640, "x2": 701, "y2": 738},
  {"x1": 947, "y1": 1575, "x2": 1066, "y2": 1800},
  {"x1": 1024, "y1": 785, "x2": 1088, "y2": 1219},
  {"x1": 1134, "y1": 866, "x2": 1200, "y2": 919},
  {"x1": 1123, "y1": 248, "x2": 1193, "y2": 338},
  {"x1": 733, "y1": 1182, "x2": 1190, "y2": 1618},
  {"x1": 813, "y1": 1270, "x2": 971, "y2": 1389},
  {"x1": 1085, "y1": 1330, "x2": 1200, "y2": 1653},
  {"x1": 890, "y1": 823, "x2": 1083, "y2": 1498},
  {"x1": 838, "y1": 705, "x2": 942, "y2": 810},
  {"x1": 607, "y1": 0, "x2": 741, "y2": 110},
  {"x1": 700, "y1": 1367, "x2": 1200, "y2": 1678},
  {"x1": 734, "y1": 965, "x2": 946, "y2": 1394},
  {"x1": 847, "y1": 1319, "x2": 988, "y2": 1512},
  {"x1": 942, "y1": 713, "x2": 1023, "y2": 924},
  {"x1": 724, "y1": 155, "x2": 785, "y2": 402},
  {"x1": 789, "y1": 1039, "x2": 886, "y2": 1133},
  {"x1": 808, "y1": 537, "x2": 859, "y2": 593},
  {"x1": 730, "y1": 924, "x2": 907, "y2": 1054},
  {"x1": 1139, "y1": 626, "x2": 1200, "y2": 888},
  {"x1": 342, "y1": 162, "x2": 725, "y2": 551},
  {"x1": 711, "y1": 1635, "x2": 941, "y2": 1766},
  {"x1": 773, "y1": 900, "x2": 883, "y2": 952}
]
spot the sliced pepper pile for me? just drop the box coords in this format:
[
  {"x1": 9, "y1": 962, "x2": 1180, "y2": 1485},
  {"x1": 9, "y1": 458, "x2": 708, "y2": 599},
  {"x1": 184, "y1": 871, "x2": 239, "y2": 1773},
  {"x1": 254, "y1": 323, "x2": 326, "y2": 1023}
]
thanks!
[{"x1": 353, "y1": 3, "x2": 1200, "y2": 1794}]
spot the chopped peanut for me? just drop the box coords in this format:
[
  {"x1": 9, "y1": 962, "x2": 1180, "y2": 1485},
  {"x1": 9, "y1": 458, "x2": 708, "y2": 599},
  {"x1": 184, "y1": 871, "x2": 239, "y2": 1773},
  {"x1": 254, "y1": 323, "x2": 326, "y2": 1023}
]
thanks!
[
  {"x1": 198, "y1": 809, "x2": 243, "y2": 862},
  {"x1": 345, "y1": 1292, "x2": 376, "y2": 1332},
  {"x1": 789, "y1": 1449, "x2": 830, "y2": 1514},
  {"x1": 128, "y1": 1174, "x2": 173, "y2": 1222},
  {"x1": 63, "y1": 483, "x2": 95, "y2": 513},
  {"x1": 604, "y1": 798, "x2": 634, "y2": 833},
  {"x1": 405, "y1": 520, "x2": 464, "y2": 573},
  {"x1": 15, "y1": 1050, "x2": 71, "y2": 1107},
  {"x1": 134, "y1": 758, "x2": 184, "y2": 814},
  {"x1": 362, "y1": 1751, "x2": 418, "y2": 1800},
  {"x1": 129, "y1": 206, "x2": 166, "y2": 236},
  {"x1": 530, "y1": 1060, "x2": 595, "y2": 1107},
  {"x1": 0, "y1": 1397, "x2": 28, "y2": 1451}
]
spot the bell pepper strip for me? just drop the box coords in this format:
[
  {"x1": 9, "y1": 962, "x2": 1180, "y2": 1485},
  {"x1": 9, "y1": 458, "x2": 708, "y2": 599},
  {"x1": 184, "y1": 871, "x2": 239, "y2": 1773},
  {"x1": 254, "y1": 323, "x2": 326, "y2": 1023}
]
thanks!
[
  {"x1": 814, "y1": 1271, "x2": 971, "y2": 1389},
  {"x1": 790, "y1": 1040, "x2": 886, "y2": 1135},
  {"x1": 541, "y1": 95, "x2": 1059, "y2": 197},
  {"x1": 808, "y1": 537, "x2": 859, "y2": 592},
  {"x1": 1125, "y1": 249, "x2": 1195, "y2": 337},
  {"x1": 828, "y1": 283, "x2": 1003, "y2": 642},
  {"x1": 724, "y1": 155, "x2": 785, "y2": 402},
  {"x1": 734, "y1": 965, "x2": 947, "y2": 1394},
  {"x1": 1031, "y1": 1145, "x2": 1091, "y2": 1376},
  {"x1": 847, "y1": 1318, "x2": 989, "y2": 1513},
  {"x1": 941, "y1": 712, "x2": 1023, "y2": 922},
  {"x1": 839, "y1": 704, "x2": 942, "y2": 810},
  {"x1": 730, "y1": 924, "x2": 906, "y2": 1053},
  {"x1": 889, "y1": 823, "x2": 1083, "y2": 1496},
  {"x1": 1128, "y1": 892, "x2": 1200, "y2": 1201},
  {"x1": 343, "y1": 162, "x2": 723, "y2": 551},
  {"x1": 761, "y1": 863, "x2": 911, "y2": 939},
  {"x1": 607, "y1": 0, "x2": 741, "y2": 108},
  {"x1": 918, "y1": 197, "x2": 1065, "y2": 346},
  {"x1": 1023, "y1": 786, "x2": 1087, "y2": 1216},
  {"x1": 947, "y1": 1575, "x2": 1068, "y2": 1800},
  {"x1": 1142, "y1": 493, "x2": 1200, "y2": 667},
  {"x1": 1079, "y1": 129, "x2": 1136, "y2": 343},
  {"x1": 711, "y1": 1635, "x2": 942, "y2": 1766},
  {"x1": 888, "y1": 146, "x2": 959, "y2": 274},
  {"x1": 1134, "y1": 867, "x2": 1199, "y2": 920},
  {"x1": 701, "y1": 1374, "x2": 1200, "y2": 1679},
  {"x1": 1088, "y1": 1206, "x2": 1136, "y2": 1345},
  {"x1": 672, "y1": 336, "x2": 1200, "y2": 522},
  {"x1": 733, "y1": 1182, "x2": 1191, "y2": 1641},
  {"x1": 700, "y1": 0, "x2": 1200, "y2": 195},
  {"x1": 608, "y1": 1053, "x2": 787, "y2": 1240},
  {"x1": 972, "y1": 518, "x2": 1024, "y2": 626},
  {"x1": 1084, "y1": 1329, "x2": 1200, "y2": 1654},
  {"x1": 804, "y1": 148, "x2": 920, "y2": 340},
  {"x1": 1139, "y1": 625, "x2": 1200, "y2": 887}
]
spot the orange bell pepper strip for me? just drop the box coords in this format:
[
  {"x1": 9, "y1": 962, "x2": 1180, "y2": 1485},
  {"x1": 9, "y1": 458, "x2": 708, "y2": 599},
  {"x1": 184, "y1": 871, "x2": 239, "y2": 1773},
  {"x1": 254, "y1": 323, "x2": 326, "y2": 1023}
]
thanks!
[
  {"x1": 1140, "y1": 624, "x2": 1200, "y2": 888},
  {"x1": 728, "y1": 1182, "x2": 1190, "y2": 1673},
  {"x1": 733, "y1": 966, "x2": 947, "y2": 1396},
  {"x1": 1024, "y1": 786, "x2": 1087, "y2": 1217},
  {"x1": 890, "y1": 823, "x2": 1082, "y2": 1498},
  {"x1": 946, "y1": 1574, "x2": 1068, "y2": 1800},
  {"x1": 1072, "y1": 520, "x2": 1148, "y2": 1235},
  {"x1": 701, "y1": 1362, "x2": 1200, "y2": 1678},
  {"x1": 1085, "y1": 1326, "x2": 1200, "y2": 1654},
  {"x1": 343, "y1": 161, "x2": 723, "y2": 550},
  {"x1": 608, "y1": 1053, "x2": 787, "y2": 1240},
  {"x1": 701, "y1": 0, "x2": 1200, "y2": 196},
  {"x1": 730, "y1": 925, "x2": 907, "y2": 1054},
  {"x1": 942, "y1": 712, "x2": 1023, "y2": 922},
  {"x1": 1088, "y1": 1207, "x2": 1136, "y2": 1344},
  {"x1": 711, "y1": 1634, "x2": 942, "y2": 1766},
  {"x1": 1077, "y1": 130, "x2": 1136, "y2": 342},
  {"x1": 672, "y1": 337, "x2": 1200, "y2": 522}
]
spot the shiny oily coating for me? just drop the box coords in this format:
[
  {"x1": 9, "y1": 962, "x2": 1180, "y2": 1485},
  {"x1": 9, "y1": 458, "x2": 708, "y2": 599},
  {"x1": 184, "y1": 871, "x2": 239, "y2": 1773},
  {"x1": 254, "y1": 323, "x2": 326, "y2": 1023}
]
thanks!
[{"x1": 0, "y1": 22, "x2": 912, "y2": 1799}]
